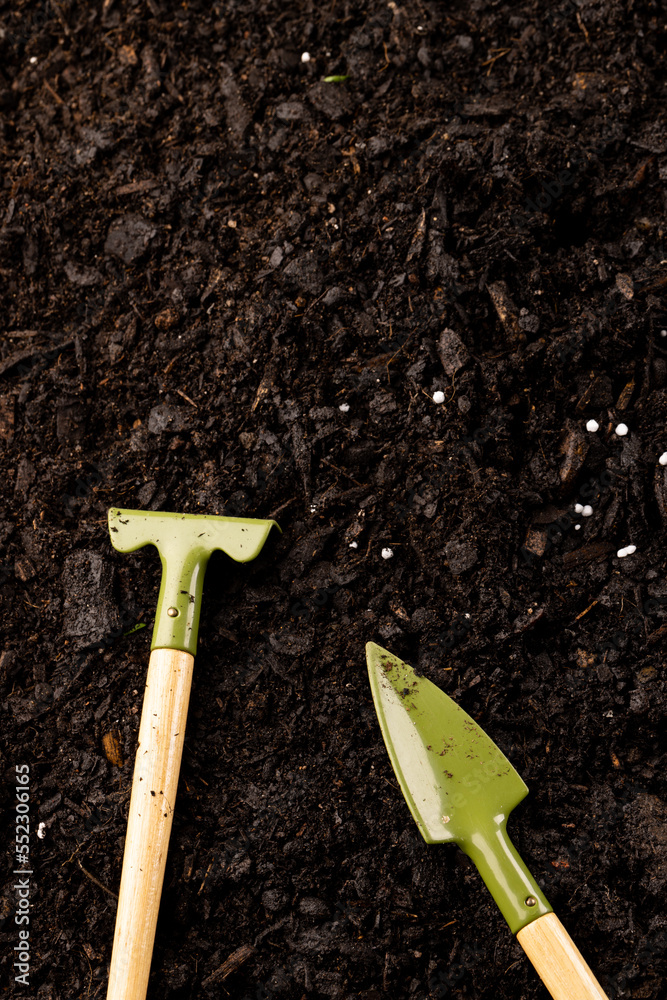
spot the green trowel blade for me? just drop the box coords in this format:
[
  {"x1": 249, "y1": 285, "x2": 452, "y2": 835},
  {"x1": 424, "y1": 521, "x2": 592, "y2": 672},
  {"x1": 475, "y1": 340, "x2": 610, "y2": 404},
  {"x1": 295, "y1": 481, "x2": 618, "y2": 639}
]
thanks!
[{"x1": 366, "y1": 642, "x2": 552, "y2": 934}]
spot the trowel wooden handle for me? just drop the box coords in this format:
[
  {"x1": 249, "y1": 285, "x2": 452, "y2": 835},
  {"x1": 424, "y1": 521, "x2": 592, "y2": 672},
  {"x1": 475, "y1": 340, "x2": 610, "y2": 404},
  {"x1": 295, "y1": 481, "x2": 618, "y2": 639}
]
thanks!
[
  {"x1": 107, "y1": 648, "x2": 195, "y2": 1000},
  {"x1": 517, "y1": 913, "x2": 609, "y2": 1000}
]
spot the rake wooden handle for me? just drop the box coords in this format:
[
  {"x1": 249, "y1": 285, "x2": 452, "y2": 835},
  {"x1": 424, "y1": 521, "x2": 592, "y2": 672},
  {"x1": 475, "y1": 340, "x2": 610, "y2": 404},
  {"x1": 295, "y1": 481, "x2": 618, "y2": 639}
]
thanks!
[
  {"x1": 517, "y1": 913, "x2": 609, "y2": 1000},
  {"x1": 107, "y1": 648, "x2": 194, "y2": 1000}
]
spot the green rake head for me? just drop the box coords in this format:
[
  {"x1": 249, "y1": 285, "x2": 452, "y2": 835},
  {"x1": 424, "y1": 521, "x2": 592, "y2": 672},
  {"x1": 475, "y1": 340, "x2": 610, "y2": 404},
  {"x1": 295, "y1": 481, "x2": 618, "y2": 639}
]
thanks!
[{"x1": 108, "y1": 508, "x2": 280, "y2": 656}]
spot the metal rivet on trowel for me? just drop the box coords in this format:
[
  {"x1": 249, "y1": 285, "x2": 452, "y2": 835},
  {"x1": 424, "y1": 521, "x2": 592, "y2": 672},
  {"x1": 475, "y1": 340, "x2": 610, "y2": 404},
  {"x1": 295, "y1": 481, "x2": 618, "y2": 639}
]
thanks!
[
  {"x1": 167, "y1": 607, "x2": 179, "y2": 617},
  {"x1": 525, "y1": 896, "x2": 537, "y2": 907}
]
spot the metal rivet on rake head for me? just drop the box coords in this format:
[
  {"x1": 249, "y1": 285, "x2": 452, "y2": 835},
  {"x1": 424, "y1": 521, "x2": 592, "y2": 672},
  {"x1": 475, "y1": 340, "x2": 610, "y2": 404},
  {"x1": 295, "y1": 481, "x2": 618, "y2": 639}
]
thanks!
[
  {"x1": 167, "y1": 607, "x2": 179, "y2": 617},
  {"x1": 525, "y1": 896, "x2": 537, "y2": 907}
]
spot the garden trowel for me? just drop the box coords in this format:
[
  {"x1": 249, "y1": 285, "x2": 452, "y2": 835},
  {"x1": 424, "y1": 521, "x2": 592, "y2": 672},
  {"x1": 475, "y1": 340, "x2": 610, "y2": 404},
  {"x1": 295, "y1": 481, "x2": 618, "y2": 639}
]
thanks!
[{"x1": 366, "y1": 642, "x2": 609, "y2": 1000}]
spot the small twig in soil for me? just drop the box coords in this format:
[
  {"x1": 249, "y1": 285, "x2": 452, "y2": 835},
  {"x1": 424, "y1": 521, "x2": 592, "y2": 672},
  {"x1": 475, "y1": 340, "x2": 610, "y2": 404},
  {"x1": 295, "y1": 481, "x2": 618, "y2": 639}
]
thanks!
[
  {"x1": 61, "y1": 842, "x2": 84, "y2": 867},
  {"x1": 320, "y1": 457, "x2": 364, "y2": 486},
  {"x1": 43, "y1": 80, "x2": 65, "y2": 105},
  {"x1": 268, "y1": 497, "x2": 295, "y2": 519},
  {"x1": 576, "y1": 12, "x2": 590, "y2": 43},
  {"x1": 175, "y1": 387, "x2": 197, "y2": 407},
  {"x1": 197, "y1": 861, "x2": 213, "y2": 895},
  {"x1": 201, "y1": 944, "x2": 256, "y2": 987},
  {"x1": 77, "y1": 859, "x2": 117, "y2": 900},
  {"x1": 385, "y1": 329, "x2": 416, "y2": 383},
  {"x1": 575, "y1": 599, "x2": 599, "y2": 620},
  {"x1": 253, "y1": 914, "x2": 291, "y2": 946},
  {"x1": 481, "y1": 48, "x2": 512, "y2": 74},
  {"x1": 50, "y1": 0, "x2": 72, "y2": 36}
]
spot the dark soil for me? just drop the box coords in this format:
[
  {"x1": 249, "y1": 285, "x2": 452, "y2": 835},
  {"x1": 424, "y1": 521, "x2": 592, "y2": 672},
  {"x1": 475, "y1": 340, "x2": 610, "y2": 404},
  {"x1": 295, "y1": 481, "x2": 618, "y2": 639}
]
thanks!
[{"x1": 1, "y1": 1, "x2": 667, "y2": 998}]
